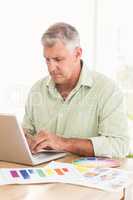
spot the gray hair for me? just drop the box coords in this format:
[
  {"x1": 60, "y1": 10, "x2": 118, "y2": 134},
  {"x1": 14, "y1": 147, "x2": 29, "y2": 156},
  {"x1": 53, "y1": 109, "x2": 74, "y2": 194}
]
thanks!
[{"x1": 41, "y1": 22, "x2": 80, "y2": 51}]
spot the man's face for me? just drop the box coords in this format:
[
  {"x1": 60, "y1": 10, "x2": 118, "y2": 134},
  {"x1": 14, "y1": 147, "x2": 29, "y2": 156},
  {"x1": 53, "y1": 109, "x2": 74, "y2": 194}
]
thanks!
[{"x1": 43, "y1": 41, "x2": 82, "y2": 84}]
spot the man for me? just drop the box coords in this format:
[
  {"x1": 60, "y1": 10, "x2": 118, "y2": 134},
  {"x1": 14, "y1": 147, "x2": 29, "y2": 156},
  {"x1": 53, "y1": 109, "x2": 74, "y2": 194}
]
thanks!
[{"x1": 23, "y1": 22, "x2": 129, "y2": 157}]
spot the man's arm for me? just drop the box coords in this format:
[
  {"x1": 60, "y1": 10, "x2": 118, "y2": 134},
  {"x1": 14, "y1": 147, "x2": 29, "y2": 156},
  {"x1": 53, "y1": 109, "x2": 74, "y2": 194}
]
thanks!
[
  {"x1": 90, "y1": 86, "x2": 129, "y2": 158},
  {"x1": 31, "y1": 130, "x2": 95, "y2": 156},
  {"x1": 60, "y1": 137, "x2": 95, "y2": 156}
]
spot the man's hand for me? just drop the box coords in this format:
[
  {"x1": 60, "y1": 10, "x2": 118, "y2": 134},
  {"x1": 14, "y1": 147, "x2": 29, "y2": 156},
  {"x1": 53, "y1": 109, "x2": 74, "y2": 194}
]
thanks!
[
  {"x1": 23, "y1": 129, "x2": 94, "y2": 156},
  {"x1": 31, "y1": 130, "x2": 66, "y2": 154},
  {"x1": 25, "y1": 133, "x2": 35, "y2": 151}
]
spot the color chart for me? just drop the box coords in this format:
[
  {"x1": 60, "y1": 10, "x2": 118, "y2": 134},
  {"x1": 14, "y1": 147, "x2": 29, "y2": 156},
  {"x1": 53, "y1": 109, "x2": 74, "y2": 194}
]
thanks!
[
  {"x1": 73, "y1": 157, "x2": 121, "y2": 169},
  {"x1": 9, "y1": 167, "x2": 70, "y2": 179},
  {"x1": 0, "y1": 161, "x2": 132, "y2": 192},
  {"x1": 0, "y1": 161, "x2": 83, "y2": 185}
]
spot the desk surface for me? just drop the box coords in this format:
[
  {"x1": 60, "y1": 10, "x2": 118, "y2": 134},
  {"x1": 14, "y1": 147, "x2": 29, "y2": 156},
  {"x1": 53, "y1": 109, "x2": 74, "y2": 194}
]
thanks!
[{"x1": 0, "y1": 154, "x2": 130, "y2": 200}]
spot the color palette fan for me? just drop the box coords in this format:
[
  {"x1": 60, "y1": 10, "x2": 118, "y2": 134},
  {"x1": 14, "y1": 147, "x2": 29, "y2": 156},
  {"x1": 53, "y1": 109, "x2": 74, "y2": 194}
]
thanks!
[{"x1": 73, "y1": 157, "x2": 122, "y2": 169}]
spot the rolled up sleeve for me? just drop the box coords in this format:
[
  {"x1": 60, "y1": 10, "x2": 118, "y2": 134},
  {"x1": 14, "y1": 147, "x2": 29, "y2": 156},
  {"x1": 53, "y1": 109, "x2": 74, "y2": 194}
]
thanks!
[
  {"x1": 90, "y1": 86, "x2": 129, "y2": 158},
  {"x1": 22, "y1": 92, "x2": 35, "y2": 135}
]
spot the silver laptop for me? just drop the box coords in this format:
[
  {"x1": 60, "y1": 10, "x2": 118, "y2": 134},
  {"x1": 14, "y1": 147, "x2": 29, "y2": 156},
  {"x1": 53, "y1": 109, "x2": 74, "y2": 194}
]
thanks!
[{"x1": 0, "y1": 114, "x2": 67, "y2": 166}]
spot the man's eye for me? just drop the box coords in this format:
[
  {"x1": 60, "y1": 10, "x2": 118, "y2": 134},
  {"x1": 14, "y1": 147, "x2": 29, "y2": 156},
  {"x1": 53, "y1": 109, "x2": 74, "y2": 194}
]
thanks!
[
  {"x1": 55, "y1": 59, "x2": 61, "y2": 62},
  {"x1": 46, "y1": 58, "x2": 50, "y2": 63},
  {"x1": 55, "y1": 58, "x2": 64, "y2": 62},
  {"x1": 45, "y1": 58, "x2": 64, "y2": 63}
]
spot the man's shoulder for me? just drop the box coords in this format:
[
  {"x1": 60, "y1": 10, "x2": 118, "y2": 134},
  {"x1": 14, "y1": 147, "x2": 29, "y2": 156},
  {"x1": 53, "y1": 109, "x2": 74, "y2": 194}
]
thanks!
[
  {"x1": 91, "y1": 70, "x2": 117, "y2": 89},
  {"x1": 30, "y1": 75, "x2": 49, "y2": 92},
  {"x1": 89, "y1": 70, "x2": 122, "y2": 99},
  {"x1": 88, "y1": 71, "x2": 124, "y2": 108}
]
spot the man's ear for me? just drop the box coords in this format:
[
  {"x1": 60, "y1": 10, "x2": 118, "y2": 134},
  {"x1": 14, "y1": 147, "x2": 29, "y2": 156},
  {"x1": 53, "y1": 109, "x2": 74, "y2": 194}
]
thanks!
[{"x1": 74, "y1": 47, "x2": 82, "y2": 61}]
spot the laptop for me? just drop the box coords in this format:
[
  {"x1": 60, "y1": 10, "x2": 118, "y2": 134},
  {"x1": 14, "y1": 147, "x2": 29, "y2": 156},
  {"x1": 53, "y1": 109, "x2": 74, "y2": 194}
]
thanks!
[{"x1": 0, "y1": 114, "x2": 67, "y2": 166}]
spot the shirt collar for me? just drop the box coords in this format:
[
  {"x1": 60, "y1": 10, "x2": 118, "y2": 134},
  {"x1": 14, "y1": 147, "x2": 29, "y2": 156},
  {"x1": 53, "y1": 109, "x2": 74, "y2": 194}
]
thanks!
[
  {"x1": 46, "y1": 76, "x2": 54, "y2": 88},
  {"x1": 46, "y1": 60, "x2": 93, "y2": 89},
  {"x1": 77, "y1": 60, "x2": 93, "y2": 88}
]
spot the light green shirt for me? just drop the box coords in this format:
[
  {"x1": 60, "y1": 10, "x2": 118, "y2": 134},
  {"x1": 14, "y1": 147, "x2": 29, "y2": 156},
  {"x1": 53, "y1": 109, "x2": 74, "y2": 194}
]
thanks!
[{"x1": 22, "y1": 63, "x2": 129, "y2": 158}]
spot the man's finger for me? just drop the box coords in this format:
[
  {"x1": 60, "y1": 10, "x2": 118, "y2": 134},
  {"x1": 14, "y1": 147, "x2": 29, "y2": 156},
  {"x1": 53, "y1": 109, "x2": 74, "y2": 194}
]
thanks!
[
  {"x1": 31, "y1": 137, "x2": 47, "y2": 151},
  {"x1": 32, "y1": 141, "x2": 50, "y2": 154}
]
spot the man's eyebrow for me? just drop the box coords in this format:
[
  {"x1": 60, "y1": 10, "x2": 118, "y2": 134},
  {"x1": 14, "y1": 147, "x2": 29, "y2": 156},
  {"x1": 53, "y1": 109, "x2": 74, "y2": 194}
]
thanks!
[{"x1": 44, "y1": 56, "x2": 65, "y2": 59}]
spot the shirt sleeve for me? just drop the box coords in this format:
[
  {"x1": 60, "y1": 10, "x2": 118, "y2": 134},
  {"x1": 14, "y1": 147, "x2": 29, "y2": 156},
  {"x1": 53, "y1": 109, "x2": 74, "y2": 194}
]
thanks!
[
  {"x1": 90, "y1": 85, "x2": 129, "y2": 158},
  {"x1": 22, "y1": 91, "x2": 35, "y2": 135}
]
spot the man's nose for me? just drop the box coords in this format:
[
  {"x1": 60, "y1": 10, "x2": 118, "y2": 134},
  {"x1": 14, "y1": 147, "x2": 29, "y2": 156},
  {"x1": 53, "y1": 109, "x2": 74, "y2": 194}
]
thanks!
[{"x1": 48, "y1": 60, "x2": 57, "y2": 71}]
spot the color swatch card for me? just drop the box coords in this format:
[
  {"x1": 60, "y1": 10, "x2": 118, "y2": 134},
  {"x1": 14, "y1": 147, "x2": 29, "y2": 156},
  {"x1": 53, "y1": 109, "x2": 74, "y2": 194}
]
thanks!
[
  {"x1": 73, "y1": 157, "x2": 122, "y2": 169},
  {"x1": 46, "y1": 161, "x2": 84, "y2": 185},
  {"x1": 0, "y1": 168, "x2": 48, "y2": 185},
  {"x1": 0, "y1": 161, "x2": 133, "y2": 192},
  {"x1": 80, "y1": 167, "x2": 133, "y2": 192},
  {"x1": 0, "y1": 162, "x2": 83, "y2": 185}
]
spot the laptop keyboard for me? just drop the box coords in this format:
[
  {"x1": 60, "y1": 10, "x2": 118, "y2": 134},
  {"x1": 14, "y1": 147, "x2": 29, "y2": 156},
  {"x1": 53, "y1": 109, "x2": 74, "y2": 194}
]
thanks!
[
  {"x1": 32, "y1": 152, "x2": 46, "y2": 160},
  {"x1": 32, "y1": 152, "x2": 56, "y2": 160}
]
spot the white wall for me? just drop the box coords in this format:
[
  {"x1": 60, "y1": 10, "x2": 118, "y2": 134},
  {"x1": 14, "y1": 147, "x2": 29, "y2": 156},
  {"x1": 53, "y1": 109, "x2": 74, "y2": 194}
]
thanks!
[
  {"x1": 95, "y1": 0, "x2": 133, "y2": 78},
  {"x1": 95, "y1": 0, "x2": 133, "y2": 153},
  {"x1": 0, "y1": 0, "x2": 96, "y2": 121}
]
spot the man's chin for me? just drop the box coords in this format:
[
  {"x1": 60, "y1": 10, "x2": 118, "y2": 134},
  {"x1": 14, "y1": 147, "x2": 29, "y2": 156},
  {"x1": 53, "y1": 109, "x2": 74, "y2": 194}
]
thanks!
[
  {"x1": 52, "y1": 77, "x2": 65, "y2": 84},
  {"x1": 54, "y1": 79, "x2": 64, "y2": 84}
]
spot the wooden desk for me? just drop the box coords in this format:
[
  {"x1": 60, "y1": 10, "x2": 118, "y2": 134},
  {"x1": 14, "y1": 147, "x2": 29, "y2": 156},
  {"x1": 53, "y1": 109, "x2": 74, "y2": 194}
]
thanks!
[
  {"x1": 0, "y1": 154, "x2": 127, "y2": 200},
  {"x1": 119, "y1": 158, "x2": 133, "y2": 200}
]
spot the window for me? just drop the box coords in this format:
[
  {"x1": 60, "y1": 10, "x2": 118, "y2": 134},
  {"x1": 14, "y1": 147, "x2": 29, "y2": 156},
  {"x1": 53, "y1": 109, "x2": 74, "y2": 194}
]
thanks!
[{"x1": 95, "y1": 0, "x2": 133, "y2": 153}]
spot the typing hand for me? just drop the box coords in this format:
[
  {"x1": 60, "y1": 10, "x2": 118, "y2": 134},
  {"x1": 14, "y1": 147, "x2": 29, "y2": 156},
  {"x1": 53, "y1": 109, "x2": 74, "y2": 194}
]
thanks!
[
  {"x1": 31, "y1": 130, "x2": 65, "y2": 154},
  {"x1": 25, "y1": 133, "x2": 36, "y2": 152}
]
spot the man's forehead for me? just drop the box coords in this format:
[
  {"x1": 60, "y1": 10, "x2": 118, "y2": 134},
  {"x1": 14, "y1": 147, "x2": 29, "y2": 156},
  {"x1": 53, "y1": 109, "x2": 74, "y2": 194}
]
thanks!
[
  {"x1": 43, "y1": 50, "x2": 66, "y2": 58},
  {"x1": 44, "y1": 40, "x2": 66, "y2": 49},
  {"x1": 43, "y1": 45, "x2": 71, "y2": 58}
]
